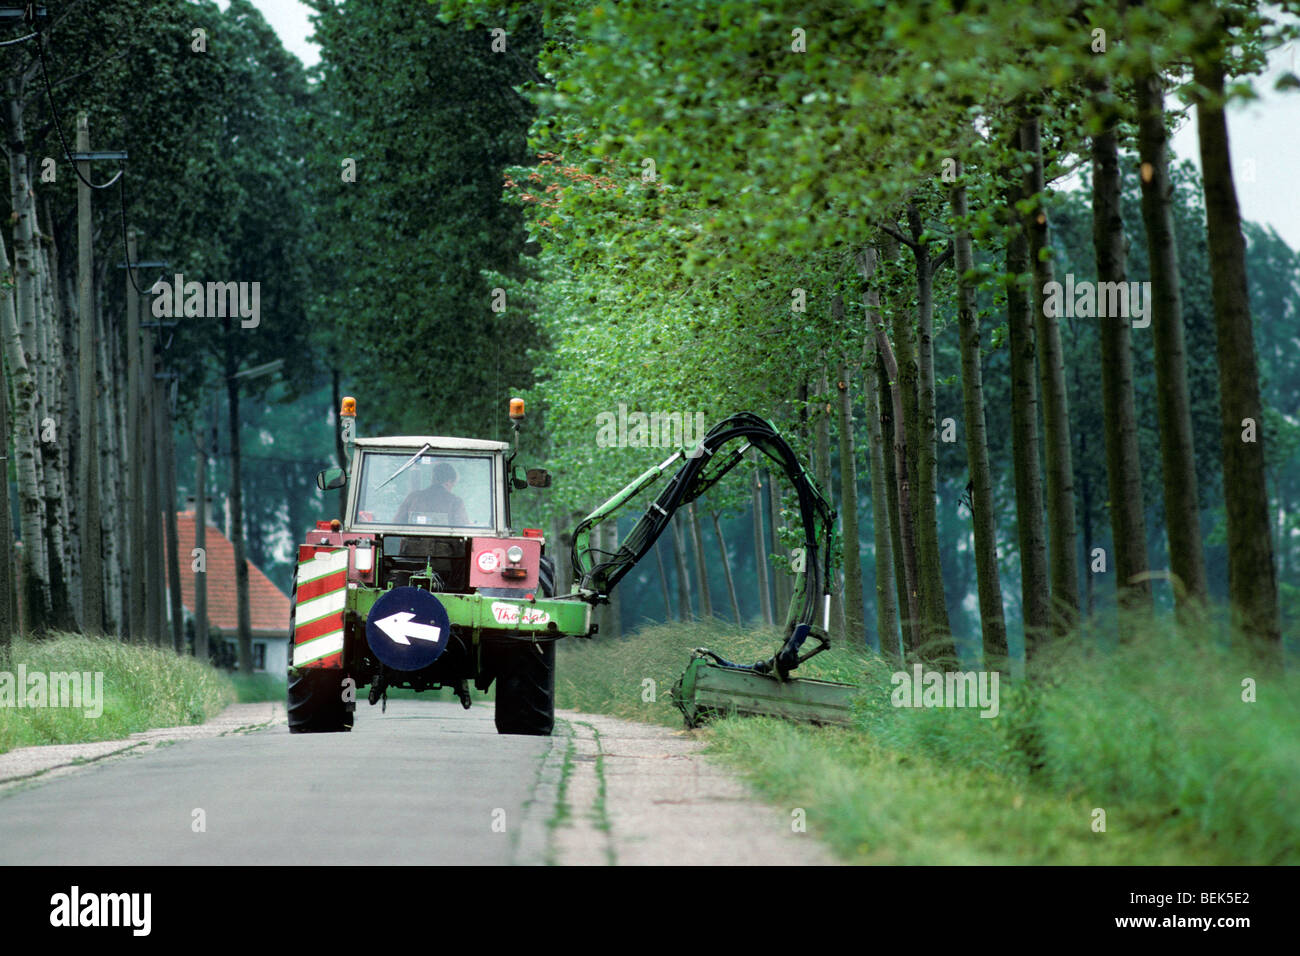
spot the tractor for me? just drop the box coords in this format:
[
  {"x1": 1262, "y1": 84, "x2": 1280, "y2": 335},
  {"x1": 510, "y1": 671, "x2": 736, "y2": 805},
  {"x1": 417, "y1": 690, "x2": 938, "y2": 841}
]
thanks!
[{"x1": 288, "y1": 398, "x2": 854, "y2": 737}]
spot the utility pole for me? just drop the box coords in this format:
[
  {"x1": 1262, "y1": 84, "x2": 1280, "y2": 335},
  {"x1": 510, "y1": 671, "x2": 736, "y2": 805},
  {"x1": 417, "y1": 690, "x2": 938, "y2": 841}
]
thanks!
[
  {"x1": 161, "y1": 372, "x2": 183, "y2": 652},
  {"x1": 124, "y1": 230, "x2": 144, "y2": 640},
  {"x1": 228, "y1": 359, "x2": 284, "y2": 673},
  {"x1": 193, "y1": 402, "x2": 213, "y2": 663},
  {"x1": 0, "y1": 357, "x2": 11, "y2": 645},
  {"x1": 75, "y1": 113, "x2": 102, "y2": 634},
  {"x1": 146, "y1": 343, "x2": 164, "y2": 645}
]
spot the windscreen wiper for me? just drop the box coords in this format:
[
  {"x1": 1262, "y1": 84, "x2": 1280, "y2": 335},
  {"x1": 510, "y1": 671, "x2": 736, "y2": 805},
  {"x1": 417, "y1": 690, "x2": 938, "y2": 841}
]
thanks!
[{"x1": 376, "y1": 443, "x2": 432, "y2": 491}]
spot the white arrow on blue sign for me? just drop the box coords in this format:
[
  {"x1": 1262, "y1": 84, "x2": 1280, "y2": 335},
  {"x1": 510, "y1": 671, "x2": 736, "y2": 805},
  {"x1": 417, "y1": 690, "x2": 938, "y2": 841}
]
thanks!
[{"x1": 364, "y1": 587, "x2": 452, "y2": 671}]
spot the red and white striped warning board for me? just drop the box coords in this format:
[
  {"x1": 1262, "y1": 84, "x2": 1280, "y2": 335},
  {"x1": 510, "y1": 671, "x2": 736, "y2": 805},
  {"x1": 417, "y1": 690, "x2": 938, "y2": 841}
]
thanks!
[{"x1": 292, "y1": 549, "x2": 348, "y2": 668}]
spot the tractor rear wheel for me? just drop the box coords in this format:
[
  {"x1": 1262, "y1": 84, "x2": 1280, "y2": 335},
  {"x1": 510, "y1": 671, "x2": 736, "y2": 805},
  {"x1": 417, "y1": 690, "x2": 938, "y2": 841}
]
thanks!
[{"x1": 491, "y1": 556, "x2": 556, "y2": 736}]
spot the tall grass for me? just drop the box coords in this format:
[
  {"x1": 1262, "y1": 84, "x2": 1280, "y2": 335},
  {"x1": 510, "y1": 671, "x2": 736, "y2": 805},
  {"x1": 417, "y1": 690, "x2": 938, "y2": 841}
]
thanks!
[
  {"x1": 0, "y1": 634, "x2": 236, "y2": 755},
  {"x1": 842, "y1": 614, "x2": 1300, "y2": 862},
  {"x1": 556, "y1": 612, "x2": 1299, "y2": 864}
]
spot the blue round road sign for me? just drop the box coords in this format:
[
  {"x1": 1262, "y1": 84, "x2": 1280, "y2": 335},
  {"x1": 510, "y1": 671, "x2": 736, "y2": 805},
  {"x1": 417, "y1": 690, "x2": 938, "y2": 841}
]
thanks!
[{"x1": 365, "y1": 587, "x2": 451, "y2": 671}]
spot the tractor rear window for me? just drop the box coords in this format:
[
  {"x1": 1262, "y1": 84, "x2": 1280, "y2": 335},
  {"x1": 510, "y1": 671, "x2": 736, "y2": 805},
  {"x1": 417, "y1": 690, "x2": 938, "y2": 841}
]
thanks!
[{"x1": 353, "y1": 452, "x2": 494, "y2": 529}]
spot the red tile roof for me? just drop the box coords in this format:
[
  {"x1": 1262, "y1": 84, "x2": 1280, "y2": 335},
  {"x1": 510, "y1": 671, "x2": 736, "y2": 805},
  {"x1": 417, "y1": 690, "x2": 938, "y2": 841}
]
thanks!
[{"x1": 171, "y1": 511, "x2": 290, "y2": 635}]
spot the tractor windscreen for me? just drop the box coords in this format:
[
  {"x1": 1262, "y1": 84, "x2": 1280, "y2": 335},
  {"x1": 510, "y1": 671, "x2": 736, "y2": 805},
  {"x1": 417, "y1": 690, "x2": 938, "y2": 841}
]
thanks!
[{"x1": 353, "y1": 452, "x2": 494, "y2": 529}]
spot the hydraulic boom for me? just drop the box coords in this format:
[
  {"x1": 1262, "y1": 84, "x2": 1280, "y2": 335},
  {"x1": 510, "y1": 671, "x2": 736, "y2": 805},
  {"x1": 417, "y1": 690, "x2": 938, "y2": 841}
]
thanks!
[{"x1": 568, "y1": 412, "x2": 837, "y2": 681}]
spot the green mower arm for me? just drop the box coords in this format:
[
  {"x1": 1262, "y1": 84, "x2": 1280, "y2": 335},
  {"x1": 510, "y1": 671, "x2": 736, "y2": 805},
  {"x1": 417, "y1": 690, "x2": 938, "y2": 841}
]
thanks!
[{"x1": 568, "y1": 412, "x2": 837, "y2": 680}]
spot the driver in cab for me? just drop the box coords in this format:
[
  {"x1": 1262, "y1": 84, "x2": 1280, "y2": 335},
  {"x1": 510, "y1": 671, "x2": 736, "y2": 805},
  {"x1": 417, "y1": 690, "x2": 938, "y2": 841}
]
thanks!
[{"x1": 394, "y1": 460, "x2": 469, "y2": 527}]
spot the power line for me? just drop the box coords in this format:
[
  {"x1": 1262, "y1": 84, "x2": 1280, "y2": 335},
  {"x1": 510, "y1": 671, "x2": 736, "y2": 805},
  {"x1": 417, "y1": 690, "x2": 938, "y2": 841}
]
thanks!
[
  {"x1": 36, "y1": 32, "x2": 122, "y2": 191},
  {"x1": 34, "y1": 27, "x2": 148, "y2": 293},
  {"x1": 118, "y1": 174, "x2": 145, "y2": 294}
]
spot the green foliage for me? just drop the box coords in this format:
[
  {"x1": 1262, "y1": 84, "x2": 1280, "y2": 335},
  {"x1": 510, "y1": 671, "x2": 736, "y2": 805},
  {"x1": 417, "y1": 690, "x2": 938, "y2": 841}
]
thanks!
[{"x1": 306, "y1": 0, "x2": 541, "y2": 437}]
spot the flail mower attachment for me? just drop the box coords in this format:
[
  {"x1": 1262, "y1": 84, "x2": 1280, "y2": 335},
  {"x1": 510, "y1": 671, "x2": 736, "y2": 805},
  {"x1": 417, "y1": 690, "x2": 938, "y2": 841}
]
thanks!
[{"x1": 670, "y1": 647, "x2": 859, "y2": 728}]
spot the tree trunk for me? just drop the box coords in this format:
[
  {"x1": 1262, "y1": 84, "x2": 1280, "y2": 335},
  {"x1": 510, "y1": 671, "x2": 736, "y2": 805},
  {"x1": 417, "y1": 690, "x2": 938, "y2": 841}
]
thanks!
[
  {"x1": 1079, "y1": 397, "x2": 1094, "y2": 617},
  {"x1": 0, "y1": 230, "x2": 46, "y2": 634},
  {"x1": 767, "y1": 470, "x2": 789, "y2": 621},
  {"x1": 813, "y1": 362, "x2": 842, "y2": 636},
  {"x1": 877, "y1": 352, "x2": 909, "y2": 660},
  {"x1": 1020, "y1": 115, "x2": 1080, "y2": 632},
  {"x1": 875, "y1": 324, "x2": 922, "y2": 656},
  {"x1": 603, "y1": 520, "x2": 623, "y2": 639},
  {"x1": 226, "y1": 344, "x2": 253, "y2": 672},
  {"x1": 950, "y1": 174, "x2": 1008, "y2": 668},
  {"x1": 1193, "y1": 55, "x2": 1282, "y2": 652},
  {"x1": 60, "y1": 266, "x2": 80, "y2": 613},
  {"x1": 1090, "y1": 82, "x2": 1152, "y2": 614},
  {"x1": 0, "y1": 344, "x2": 12, "y2": 645},
  {"x1": 164, "y1": 392, "x2": 184, "y2": 652},
  {"x1": 1005, "y1": 175, "x2": 1052, "y2": 653},
  {"x1": 653, "y1": 533, "x2": 673, "y2": 621},
  {"x1": 688, "y1": 501, "x2": 712, "y2": 619},
  {"x1": 859, "y1": 248, "x2": 900, "y2": 661},
  {"x1": 671, "y1": 511, "x2": 692, "y2": 621},
  {"x1": 37, "y1": 229, "x2": 72, "y2": 630},
  {"x1": 149, "y1": 352, "x2": 167, "y2": 645},
  {"x1": 6, "y1": 86, "x2": 52, "y2": 634},
  {"x1": 902, "y1": 205, "x2": 953, "y2": 655},
  {"x1": 836, "y1": 354, "x2": 866, "y2": 649},
  {"x1": 109, "y1": 261, "x2": 131, "y2": 636},
  {"x1": 194, "y1": 422, "x2": 210, "y2": 663},
  {"x1": 95, "y1": 281, "x2": 123, "y2": 634},
  {"x1": 750, "y1": 453, "x2": 773, "y2": 626},
  {"x1": 1135, "y1": 69, "x2": 1208, "y2": 605},
  {"x1": 711, "y1": 511, "x2": 742, "y2": 624},
  {"x1": 332, "y1": 369, "x2": 347, "y2": 520}
]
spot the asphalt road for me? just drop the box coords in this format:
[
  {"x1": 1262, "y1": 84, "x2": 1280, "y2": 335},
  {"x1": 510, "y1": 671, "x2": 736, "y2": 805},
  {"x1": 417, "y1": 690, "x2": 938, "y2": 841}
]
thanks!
[
  {"x1": 0, "y1": 701, "x2": 548, "y2": 865},
  {"x1": 0, "y1": 700, "x2": 835, "y2": 866}
]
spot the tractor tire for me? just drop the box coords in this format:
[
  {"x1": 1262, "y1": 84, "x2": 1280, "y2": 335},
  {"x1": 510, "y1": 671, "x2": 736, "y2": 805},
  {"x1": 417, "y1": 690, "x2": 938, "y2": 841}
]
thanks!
[
  {"x1": 286, "y1": 585, "x2": 354, "y2": 734},
  {"x1": 288, "y1": 668, "x2": 354, "y2": 733},
  {"x1": 492, "y1": 639, "x2": 555, "y2": 736},
  {"x1": 491, "y1": 556, "x2": 556, "y2": 736}
]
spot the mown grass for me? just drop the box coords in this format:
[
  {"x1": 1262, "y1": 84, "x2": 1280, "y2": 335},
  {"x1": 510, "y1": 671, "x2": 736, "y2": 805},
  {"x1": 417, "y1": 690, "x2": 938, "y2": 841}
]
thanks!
[
  {"x1": 557, "y1": 614, "x2": 1300, "y2": 864},
  {"x1": 0, "y1": 634, "x2": 236, "y2": 755}
]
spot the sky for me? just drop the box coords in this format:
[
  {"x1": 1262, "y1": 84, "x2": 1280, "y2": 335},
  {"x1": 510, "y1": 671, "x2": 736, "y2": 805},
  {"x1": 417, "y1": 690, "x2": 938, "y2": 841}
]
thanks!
[{"x1": 231, "y1": 0, "x2": 1300, "y2": 250}]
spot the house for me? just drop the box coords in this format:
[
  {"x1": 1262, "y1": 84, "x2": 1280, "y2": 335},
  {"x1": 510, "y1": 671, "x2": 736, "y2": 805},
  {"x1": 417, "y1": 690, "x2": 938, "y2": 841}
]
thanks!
[{"x1": 173, "y1": 511, "x2": 291, "y2": 674}]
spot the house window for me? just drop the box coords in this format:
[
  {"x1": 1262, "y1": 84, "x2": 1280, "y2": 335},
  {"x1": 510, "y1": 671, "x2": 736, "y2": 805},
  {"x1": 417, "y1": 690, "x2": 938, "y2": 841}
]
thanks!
[{"x1": 252, "y1": 642, "x2": 267, "y2": 671}]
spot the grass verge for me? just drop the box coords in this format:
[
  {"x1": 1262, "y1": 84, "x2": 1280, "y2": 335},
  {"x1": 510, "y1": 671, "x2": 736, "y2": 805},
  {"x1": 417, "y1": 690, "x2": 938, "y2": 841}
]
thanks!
[
  {"x1": 556, "y1": 615, "x2": 1299, "y2": 864},
  {"x1": 0, "y1": 633, "x2": 236, "y2": 756}
]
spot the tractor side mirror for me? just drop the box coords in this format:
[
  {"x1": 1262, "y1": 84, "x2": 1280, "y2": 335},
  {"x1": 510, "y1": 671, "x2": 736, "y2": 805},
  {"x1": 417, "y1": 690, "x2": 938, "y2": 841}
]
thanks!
[
  {"x1": 526, "y1": 468, "x2": 551, "y2": 488},
  {"x1": 316, "y1": 466, "x2": 347, "y2": 491}
]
